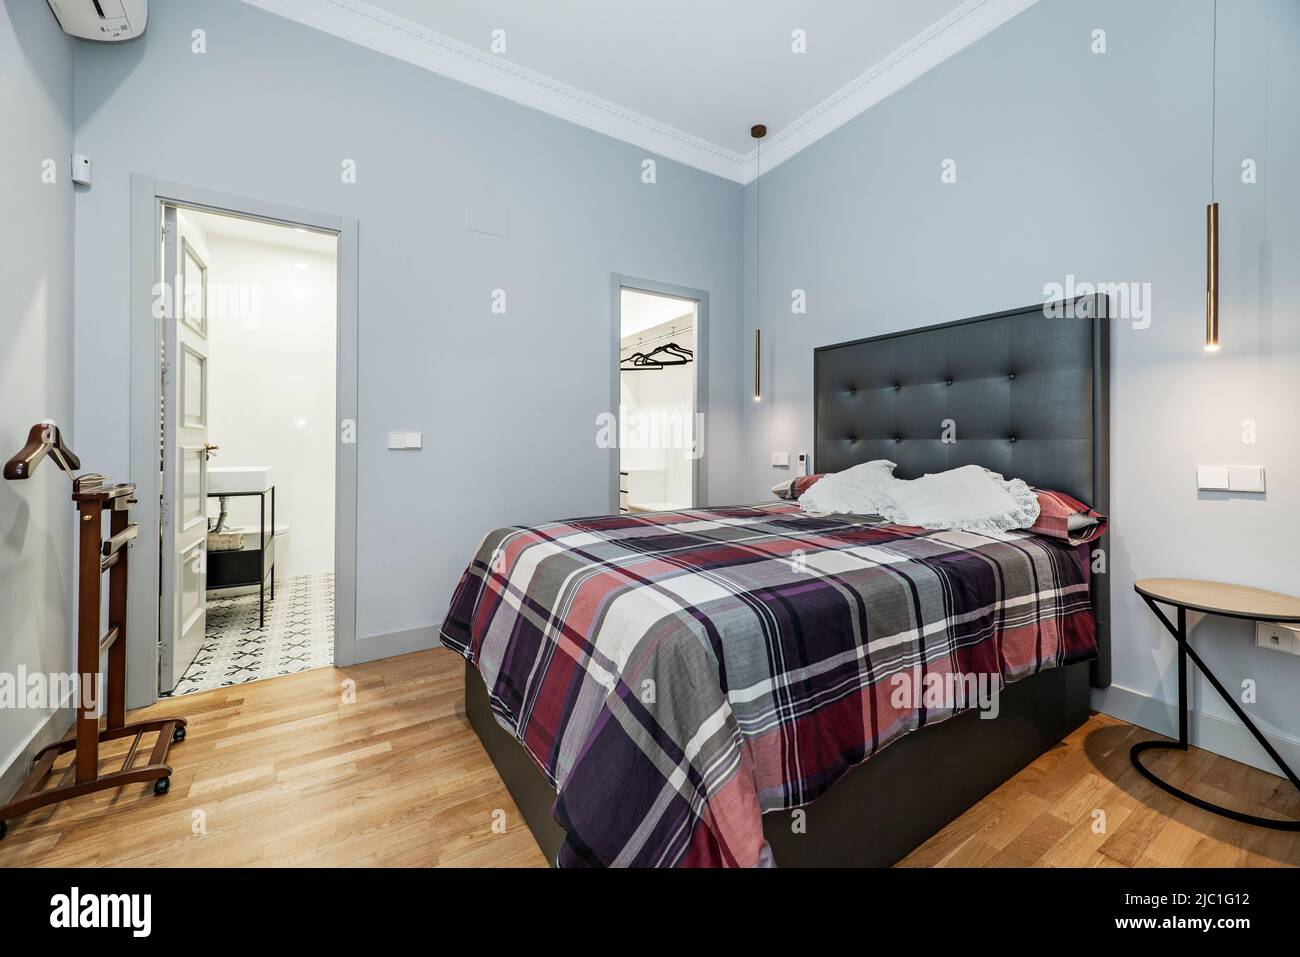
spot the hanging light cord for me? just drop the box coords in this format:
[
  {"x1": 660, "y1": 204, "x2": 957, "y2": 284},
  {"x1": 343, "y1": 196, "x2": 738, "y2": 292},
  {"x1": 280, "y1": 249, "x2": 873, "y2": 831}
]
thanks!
[
  {"x1": 755, "y1": 137, "x2": 761, "y2": 326},
  {"x1": 1210, "y1": 0, "x2": 1217, "y2": 202}
]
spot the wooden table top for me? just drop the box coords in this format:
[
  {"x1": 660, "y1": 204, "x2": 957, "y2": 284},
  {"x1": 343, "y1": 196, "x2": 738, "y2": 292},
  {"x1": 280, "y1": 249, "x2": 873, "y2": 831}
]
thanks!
[{"x1": 1135, "y1": 578, "x2": 1300, "y2": 622}]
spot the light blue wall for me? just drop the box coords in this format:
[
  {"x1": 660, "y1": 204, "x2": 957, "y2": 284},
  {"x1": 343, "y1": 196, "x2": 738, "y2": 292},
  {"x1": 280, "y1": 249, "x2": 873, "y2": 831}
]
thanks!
[
  {"x1": 742, "y1": 0, "x2": 1300, "y2": 772},
  {"x1": 71, "y1": 0, "x2": 744, "y2": 659},
  {"x1": 0, "y1": 1, "x2": 76, "y2": 791}
]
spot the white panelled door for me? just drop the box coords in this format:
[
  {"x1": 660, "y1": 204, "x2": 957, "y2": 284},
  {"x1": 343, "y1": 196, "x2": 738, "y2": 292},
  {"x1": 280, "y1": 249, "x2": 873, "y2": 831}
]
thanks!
[{"x1": 159, "y1": 206, "x2": 212, "y2": 694}]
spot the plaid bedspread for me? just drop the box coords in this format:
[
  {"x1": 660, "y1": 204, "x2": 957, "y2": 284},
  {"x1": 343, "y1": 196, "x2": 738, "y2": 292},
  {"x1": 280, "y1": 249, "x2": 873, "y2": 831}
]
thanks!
[{"x1": 439, "y1": 502, "x2": 1096, "y2": 867}]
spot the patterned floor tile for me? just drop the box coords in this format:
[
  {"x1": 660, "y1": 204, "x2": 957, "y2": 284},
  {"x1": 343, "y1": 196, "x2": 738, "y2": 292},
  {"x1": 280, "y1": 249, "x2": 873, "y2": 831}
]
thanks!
[{"x1": 171, "y1": 573, "x2": 334, "y2": 696}]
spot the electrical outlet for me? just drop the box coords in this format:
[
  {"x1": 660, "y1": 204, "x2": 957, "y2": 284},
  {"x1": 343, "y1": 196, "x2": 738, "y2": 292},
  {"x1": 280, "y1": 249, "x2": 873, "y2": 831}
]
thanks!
[{"x1": 1255, "y1": 621, "x2": 1300, "y2": 656}]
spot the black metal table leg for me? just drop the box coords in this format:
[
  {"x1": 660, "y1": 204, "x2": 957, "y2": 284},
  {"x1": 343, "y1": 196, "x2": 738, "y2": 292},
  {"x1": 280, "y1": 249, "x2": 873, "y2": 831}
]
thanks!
[
  {"x1": 206, "y1": 487, "x2": 275, "y2": 627},
  {"x1": 258, "y1": 489, "x2": 265, "y2": 629},
  {"x1": 1130, "y1": 595, "x2": 1300, "y2": 830}
]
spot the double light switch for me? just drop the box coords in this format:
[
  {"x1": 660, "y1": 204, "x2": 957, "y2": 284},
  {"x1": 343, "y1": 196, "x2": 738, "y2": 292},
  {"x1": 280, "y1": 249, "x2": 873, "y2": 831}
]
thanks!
[{"x1": 1196, "y1": 465, "x2": 1265, "y2": 493}]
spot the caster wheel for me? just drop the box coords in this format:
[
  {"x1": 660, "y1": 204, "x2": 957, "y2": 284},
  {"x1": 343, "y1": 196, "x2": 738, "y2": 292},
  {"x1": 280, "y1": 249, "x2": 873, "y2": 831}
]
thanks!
[
  {"x1": 173, "y1": 726, "x2": 186, "y2": 743},
  {"x1": 0, "y1": 820, "x2": 7, "y2": 841},
  {"x1": 153, "y1": 777, "x2": 170, "y2": 796}
]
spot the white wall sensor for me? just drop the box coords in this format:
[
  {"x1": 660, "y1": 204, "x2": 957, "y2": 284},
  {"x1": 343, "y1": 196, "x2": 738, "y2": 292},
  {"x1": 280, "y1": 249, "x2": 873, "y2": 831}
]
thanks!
[{"x1": 71, "y1": 154, "x2": 92, "y2": 186}]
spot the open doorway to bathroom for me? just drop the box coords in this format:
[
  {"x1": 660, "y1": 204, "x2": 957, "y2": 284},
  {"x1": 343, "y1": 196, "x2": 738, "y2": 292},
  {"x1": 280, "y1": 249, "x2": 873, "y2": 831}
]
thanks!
[
  {"x1": 159, "y1": 206, "x2": 338, "y2": 696},
  {"x1": 617, "y1": 286, "x2": 700, "y2": 513}
]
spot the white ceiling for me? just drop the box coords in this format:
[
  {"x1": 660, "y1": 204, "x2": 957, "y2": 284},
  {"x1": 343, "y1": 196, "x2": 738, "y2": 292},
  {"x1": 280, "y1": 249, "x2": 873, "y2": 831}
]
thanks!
[
  {"x1": 364, "y1": 0, "x2": 965, "y2": 154},
  {"x1": 620, "y1": 288, "x2": 696, "y2": 340},
  {"x1": 242, "y1": 0, "x2": 1036, "y2": 182},
  {"x1": 193, "y1": 209, "x2": 339, "y2": 256}
]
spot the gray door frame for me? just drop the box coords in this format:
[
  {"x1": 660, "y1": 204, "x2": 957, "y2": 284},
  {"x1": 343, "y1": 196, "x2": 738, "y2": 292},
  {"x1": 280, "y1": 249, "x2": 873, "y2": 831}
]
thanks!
[
  {"x1": 609, "y1": 274, "x2": 709, "y2": 514},
  {"x1": 128, "y1": 174, "x2": 360, "y2": 708}
]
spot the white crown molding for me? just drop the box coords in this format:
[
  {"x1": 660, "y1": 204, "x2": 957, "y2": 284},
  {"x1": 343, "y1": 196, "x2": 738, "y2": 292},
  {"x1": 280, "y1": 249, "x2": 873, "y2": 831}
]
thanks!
[
  {"x1": 238, "y1": 0, "x2": 749, "y2": 181},
  {"x1": 239, "y1": 0, "x2": 1035, "y2": 186},
  {"x1": 741, "y1": 0, "x2": 1039, "y2": 182}
]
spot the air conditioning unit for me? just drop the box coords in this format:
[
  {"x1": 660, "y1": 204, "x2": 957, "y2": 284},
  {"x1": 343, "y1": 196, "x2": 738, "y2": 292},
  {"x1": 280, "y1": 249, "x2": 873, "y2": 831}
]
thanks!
[{"x1": 47, "y1": 0, "x2": 148, "y2": 42}]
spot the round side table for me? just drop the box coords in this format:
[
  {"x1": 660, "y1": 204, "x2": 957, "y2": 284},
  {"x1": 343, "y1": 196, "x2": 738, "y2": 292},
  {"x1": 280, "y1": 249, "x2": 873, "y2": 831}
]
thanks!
[{"x1": 1132, "y1": 578, "x2": 1300, "y2": 830}]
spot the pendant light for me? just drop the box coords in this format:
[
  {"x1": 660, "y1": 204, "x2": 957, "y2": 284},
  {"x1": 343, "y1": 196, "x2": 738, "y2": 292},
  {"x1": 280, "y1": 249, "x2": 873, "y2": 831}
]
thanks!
[
  {"x1": 752, "y1": 123, "x2": 767, "y2": 400},
  {"x1": 1205, "y1": 0, "x2": 1220, "y2": 352}
]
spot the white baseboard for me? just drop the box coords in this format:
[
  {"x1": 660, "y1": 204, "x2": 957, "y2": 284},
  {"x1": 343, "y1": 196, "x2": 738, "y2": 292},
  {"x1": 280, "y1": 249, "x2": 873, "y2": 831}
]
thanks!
[
  {"x1": 353, "y1": 624, "x2": 439, "y2": 664},
  {"x1": 1092, "y1": 683, "x2": 1300, "y2": 779},
  {"x1": 0, "y1": 705, "x2": 75, "y2": 806}
]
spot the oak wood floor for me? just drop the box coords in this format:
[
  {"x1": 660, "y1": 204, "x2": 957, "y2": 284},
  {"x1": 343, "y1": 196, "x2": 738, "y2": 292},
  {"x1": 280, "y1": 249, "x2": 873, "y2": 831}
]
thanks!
[{"x1": 0, "y1": 648, "x2": 1295, "y2": 867}]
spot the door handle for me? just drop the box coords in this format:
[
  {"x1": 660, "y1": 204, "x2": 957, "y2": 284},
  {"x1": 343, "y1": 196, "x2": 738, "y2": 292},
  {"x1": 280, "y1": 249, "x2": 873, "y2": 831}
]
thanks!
[{"x1": 203, "y1": 443, "x2": 220, "y2": 459}]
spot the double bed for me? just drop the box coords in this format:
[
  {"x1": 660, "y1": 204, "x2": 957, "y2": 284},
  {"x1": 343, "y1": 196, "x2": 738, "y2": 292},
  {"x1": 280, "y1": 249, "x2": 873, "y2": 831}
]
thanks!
[{"x1": 441, "y1": 298, "x2": 1110, "y2": 867}]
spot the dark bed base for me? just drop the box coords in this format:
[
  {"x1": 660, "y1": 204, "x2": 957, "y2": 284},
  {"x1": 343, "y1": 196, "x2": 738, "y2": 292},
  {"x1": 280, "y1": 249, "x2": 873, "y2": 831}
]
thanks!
[{"x1": 464, "y1": 658, "x2": 1091, "y2": 867}]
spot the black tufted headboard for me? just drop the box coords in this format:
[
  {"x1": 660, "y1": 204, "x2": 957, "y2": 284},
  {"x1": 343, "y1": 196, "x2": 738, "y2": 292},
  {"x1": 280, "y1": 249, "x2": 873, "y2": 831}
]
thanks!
[{"x1": 813, "y1": 297, "x2": 1110, "y2": 687}]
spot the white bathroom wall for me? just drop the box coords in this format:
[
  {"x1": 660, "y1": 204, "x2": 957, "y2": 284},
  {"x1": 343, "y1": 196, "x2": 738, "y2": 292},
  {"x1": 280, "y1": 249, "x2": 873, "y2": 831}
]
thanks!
[{"x1": 203, "y1": 229, "x2": 337, "y2": 579}]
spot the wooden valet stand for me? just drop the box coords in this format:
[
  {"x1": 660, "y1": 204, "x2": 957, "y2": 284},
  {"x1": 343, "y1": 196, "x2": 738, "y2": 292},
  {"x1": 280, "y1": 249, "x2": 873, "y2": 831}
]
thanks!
[{"x1": 0, "y1": 422, "x2": 187, "y2": 840}]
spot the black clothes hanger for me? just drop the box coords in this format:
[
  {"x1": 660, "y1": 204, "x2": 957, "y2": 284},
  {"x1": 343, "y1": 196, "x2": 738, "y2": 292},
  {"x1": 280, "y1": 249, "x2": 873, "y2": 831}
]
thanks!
[
  {"x1": 620, "y1": 352, "x2": 664, "y2": 371},
  {"x1": 645, "y1": 342, "x2": 693, "y2": 365}
]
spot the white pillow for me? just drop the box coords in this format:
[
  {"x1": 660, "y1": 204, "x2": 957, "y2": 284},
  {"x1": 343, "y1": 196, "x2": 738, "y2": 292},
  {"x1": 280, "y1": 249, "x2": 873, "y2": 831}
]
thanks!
[
  {"x1": 877, "y1": 465, "x2": 1040, "y2": 533},
  {"x1": 798, "y1": 460, "x2": 897, "y2": 515},
  {"x1": 1068, "y1": 511, "x2": 1100, "y2": 532}
]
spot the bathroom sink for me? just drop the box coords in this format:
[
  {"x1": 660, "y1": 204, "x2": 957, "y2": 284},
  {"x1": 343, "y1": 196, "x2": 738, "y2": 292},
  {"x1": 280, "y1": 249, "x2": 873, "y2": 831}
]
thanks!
[{"x1": 208, "y1": 466, "x2": 274, "y2": 495}]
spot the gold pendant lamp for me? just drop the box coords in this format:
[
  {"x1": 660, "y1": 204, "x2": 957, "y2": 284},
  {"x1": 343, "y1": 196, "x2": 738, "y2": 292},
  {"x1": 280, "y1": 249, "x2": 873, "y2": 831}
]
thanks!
[{"x1": 1204, "y1": 0, "x2": 1220, "y2": 352}]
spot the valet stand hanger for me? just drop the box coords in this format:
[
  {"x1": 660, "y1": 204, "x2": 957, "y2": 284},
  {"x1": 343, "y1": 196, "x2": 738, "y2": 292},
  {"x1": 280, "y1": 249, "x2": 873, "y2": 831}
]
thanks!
[
  {"x1": 3, "y1": 421, "x2": 81, "y2": 479},
  {"x1": 0, "y1": 421, "x2": 188, "y2": 841}
]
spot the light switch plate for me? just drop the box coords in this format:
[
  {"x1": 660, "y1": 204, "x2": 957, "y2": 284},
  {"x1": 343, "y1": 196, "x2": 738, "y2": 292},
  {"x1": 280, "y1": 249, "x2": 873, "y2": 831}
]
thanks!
[
  {"x1": 1227, "y1": 466, "x2": 1265, "y2": 493},
  {"x1": 771, "y1": 452, "x2": 790, "y2": 468},
  {"x1": 1196, "y1": 465, "x2": 1230, "y2": 491},
  {"x1": 387, "y1": 432, "x2": 422, "y2": 450}
]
